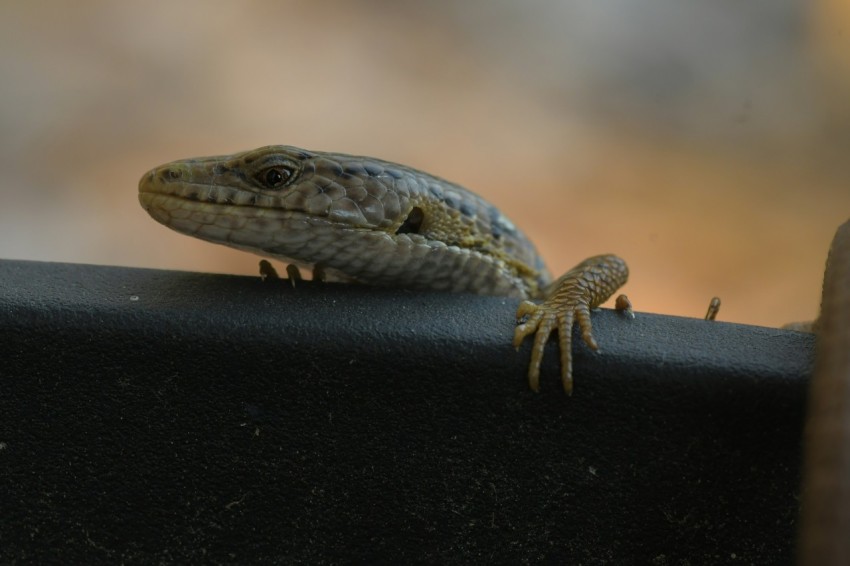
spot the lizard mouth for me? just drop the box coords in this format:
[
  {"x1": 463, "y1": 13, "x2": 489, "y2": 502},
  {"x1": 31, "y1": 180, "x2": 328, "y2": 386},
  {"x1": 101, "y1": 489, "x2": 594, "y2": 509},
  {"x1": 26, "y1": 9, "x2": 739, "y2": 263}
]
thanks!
[
  {"x1": 138, "y1": 183, "x2": 333, "y2": 233},
  {"x1": 137, "y1": 189, "x2": 348, "y2": 266},
  {"x1": 140, "y1": 181, "x2": 266, "y2": 209},
  {"x1": 137, "y1": 168, "x2": 375, "y2": 261},
  {"x1": 138, "y1": 161, "x2": 286, "y2": 210}
]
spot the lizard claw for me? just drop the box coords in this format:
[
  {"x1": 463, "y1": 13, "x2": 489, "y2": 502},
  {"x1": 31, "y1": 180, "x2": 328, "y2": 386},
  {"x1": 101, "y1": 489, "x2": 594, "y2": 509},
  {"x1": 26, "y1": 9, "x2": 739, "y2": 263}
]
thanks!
[
  {"x1": 514, "y1": 254, "x2": 629, "y2": 395},
  {"x1": 514, "y1": 297, "x2": 596, "y2": 394},
  {"x1": 258, "y1": 260, "x2": 280, "y2": 282}
]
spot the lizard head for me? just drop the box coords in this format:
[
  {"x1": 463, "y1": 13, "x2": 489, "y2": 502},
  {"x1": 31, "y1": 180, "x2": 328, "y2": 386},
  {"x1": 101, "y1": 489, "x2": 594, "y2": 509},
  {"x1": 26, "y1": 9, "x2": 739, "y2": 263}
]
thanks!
[
  {"x1": 138, "y1": 145, "x2": 419, "y2": 257},
  {"x1": 138, "y1": 144, "x2": 410, "y2": 224}
]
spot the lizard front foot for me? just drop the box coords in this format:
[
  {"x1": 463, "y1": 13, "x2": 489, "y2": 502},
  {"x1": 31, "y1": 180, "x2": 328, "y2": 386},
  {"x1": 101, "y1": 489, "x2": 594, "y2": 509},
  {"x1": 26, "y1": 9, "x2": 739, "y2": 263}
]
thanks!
[{"x1": 513, "y1": 254, "x2": 630, "y2": 394}]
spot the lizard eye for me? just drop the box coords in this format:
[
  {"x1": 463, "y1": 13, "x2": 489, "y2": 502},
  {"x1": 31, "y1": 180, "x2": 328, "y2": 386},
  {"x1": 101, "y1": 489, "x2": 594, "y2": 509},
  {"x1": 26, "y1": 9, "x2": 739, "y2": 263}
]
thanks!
[{"x1": 257, "y1": 166, "x2": 293, "y2": 189}]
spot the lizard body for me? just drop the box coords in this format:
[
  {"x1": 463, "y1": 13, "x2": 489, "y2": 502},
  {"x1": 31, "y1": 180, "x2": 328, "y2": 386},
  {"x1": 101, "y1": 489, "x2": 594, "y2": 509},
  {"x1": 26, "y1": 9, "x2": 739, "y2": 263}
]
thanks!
[{"x1": 139, "y1": 145, "x2": 630, "y2": 392}]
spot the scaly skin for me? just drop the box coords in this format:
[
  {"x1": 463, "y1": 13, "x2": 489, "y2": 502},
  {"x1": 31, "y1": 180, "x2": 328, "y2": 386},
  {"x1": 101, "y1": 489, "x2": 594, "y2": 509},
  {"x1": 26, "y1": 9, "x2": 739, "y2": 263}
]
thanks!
[{"x1": 139, "y1": 145, "x2": 630, "y2": 393}]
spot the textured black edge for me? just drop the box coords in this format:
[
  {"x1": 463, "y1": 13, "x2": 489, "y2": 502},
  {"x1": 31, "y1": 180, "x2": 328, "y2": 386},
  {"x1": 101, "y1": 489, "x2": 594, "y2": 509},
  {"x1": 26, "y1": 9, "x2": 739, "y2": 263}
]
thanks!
[{"x1": 0, "y1": 259, "x2": 814, "y2": 563}]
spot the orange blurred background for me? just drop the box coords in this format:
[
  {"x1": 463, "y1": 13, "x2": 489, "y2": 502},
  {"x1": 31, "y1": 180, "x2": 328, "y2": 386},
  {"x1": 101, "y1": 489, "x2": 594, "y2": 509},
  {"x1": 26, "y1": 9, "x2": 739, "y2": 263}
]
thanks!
[{"x1": 1, "y1": 1, "x2": 848, "y2": 327}]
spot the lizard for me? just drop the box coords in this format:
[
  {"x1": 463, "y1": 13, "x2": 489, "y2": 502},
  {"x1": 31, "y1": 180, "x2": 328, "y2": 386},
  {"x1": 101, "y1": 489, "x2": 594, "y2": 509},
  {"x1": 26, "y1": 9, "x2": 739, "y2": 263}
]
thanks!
[{"x1": 138, "y1": 145, "x2": 633, "y2": 394}]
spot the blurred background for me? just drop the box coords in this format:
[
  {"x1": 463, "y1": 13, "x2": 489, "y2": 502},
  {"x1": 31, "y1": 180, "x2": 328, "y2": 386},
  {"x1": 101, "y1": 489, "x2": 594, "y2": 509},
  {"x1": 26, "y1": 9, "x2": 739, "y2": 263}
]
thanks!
[{"x1": 1, "y1": 0, "x2": 848, "y2": 326}]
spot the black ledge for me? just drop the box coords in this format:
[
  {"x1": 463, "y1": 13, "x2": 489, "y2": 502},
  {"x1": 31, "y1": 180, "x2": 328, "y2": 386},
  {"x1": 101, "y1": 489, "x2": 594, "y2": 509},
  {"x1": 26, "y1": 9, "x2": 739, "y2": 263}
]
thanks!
[{"x1": 0, "y1": 259, "x2": 813, "y2": 564}]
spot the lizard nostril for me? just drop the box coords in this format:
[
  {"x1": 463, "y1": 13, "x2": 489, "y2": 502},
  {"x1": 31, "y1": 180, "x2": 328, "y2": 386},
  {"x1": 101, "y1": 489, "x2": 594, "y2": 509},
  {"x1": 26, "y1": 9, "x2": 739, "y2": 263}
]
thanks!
[{"x1": 159, "y1": 168, "x2": 182, "y2": 181}]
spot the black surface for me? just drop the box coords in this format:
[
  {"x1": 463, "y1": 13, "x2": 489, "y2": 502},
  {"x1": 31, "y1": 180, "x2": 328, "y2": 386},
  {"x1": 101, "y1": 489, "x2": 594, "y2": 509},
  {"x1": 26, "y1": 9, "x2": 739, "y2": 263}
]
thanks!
[{"x1": 0, "y1": 259, "x2": 813, "y2": 563}]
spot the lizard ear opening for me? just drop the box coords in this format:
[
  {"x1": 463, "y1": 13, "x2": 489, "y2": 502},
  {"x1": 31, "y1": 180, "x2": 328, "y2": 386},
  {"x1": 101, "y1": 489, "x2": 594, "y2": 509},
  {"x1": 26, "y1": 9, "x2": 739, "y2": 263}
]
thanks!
[{"x1": 396, "y1": 207, "x2": 424, "y2": 235}]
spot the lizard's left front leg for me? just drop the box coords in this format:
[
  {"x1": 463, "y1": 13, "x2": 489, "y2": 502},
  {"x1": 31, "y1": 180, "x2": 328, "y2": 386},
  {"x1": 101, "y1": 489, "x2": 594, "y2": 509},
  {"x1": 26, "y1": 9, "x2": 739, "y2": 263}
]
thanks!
[{"x1": 513, "y1": 254, "x2": 631, "y2": 394}]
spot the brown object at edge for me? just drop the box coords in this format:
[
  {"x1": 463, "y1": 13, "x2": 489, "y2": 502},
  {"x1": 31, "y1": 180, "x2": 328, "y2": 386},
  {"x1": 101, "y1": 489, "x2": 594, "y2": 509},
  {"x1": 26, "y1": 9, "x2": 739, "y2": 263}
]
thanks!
[{"x1": 798, "y1": 219, "x2": 850, "y2": 565}]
